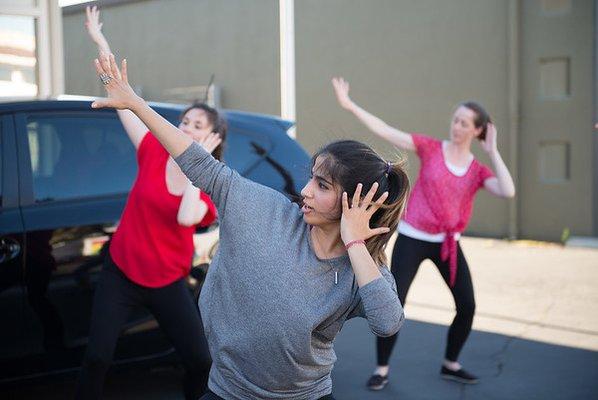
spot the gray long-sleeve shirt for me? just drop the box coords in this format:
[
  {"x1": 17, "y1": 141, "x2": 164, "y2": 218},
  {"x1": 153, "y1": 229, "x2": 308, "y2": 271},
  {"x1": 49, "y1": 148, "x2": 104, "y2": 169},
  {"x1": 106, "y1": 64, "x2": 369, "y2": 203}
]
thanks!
[{"x1": 176, "y1": 142, "x2": 404, "y2": 400}]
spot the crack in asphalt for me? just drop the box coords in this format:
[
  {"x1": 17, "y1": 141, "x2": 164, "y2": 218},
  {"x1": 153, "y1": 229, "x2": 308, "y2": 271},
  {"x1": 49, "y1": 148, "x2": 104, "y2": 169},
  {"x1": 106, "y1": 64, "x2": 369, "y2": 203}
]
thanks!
[{"x1": 487, "y1": 296, "x2": 559, "y2": 380}]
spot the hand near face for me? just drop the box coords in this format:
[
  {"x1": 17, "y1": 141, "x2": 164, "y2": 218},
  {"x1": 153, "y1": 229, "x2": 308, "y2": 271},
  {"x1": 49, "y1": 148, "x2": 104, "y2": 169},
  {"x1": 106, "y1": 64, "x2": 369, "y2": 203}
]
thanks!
[
  {"x1": 197, "y1": 132, "x2": 222, "y2": 154},
  {"x1": 340, "y1": 182, "x2": 390, "y2": 244},
  {"x1": 480, "y1": 123, "x2": 498, "y2": 154}
]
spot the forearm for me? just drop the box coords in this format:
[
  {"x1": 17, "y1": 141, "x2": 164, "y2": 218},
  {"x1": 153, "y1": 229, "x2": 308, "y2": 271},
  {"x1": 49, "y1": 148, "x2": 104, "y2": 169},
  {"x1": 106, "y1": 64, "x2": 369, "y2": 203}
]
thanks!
[
  {"x1": 130, "y1": 98, "x2": 193, "y2": 157},
  {"x1": 348, "y1": 102, "x2": 391, "y2": 138},
  {"x1": 490, "y1": 150, "x2": 516, "y2": 197},
  {"x1": 349, "y1": 246, "x2": 404, "y2": 337},
  {"x1": 177, "y1": 182, "x2": 208, "y2": 226},
  {"x1": 88, "y1": 23, "x2": 149, "y2": 143},
  {"x1": 94, "y1": 36, "x2": 111, "y2": 55},
  {"x1": 347, "y1": 243, "x2": 383, "y2": 287},
  {"x1": 345, "y1": 102, "x2": 414, "y2": 151}
]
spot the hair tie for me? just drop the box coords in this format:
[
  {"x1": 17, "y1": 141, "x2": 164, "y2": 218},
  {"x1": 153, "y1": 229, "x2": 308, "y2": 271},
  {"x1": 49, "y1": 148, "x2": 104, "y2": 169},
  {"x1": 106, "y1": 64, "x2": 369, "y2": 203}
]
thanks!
[{"x1": 385, "y1": 161, "x2": 392, "y2": 175}]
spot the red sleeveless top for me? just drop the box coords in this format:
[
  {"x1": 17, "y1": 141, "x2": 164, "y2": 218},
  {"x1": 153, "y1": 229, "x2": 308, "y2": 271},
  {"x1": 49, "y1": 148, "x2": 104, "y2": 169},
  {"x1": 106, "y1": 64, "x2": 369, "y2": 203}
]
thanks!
[{"x1": 110, "y1": 133, "x2": 217, "y2": 287}]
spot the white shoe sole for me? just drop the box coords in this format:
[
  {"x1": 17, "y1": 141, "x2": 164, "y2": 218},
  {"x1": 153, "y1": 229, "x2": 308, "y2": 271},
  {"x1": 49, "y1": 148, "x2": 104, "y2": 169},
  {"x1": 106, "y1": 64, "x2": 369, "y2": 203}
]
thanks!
[{"x1": 367, "y1": 380, "x2": 389, "y2": 391}]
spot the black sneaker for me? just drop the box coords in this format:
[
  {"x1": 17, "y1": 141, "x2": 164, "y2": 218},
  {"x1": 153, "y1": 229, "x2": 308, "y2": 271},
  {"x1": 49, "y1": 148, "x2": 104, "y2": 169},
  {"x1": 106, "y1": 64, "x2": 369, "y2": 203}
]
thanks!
[
  {"x1": 440, "y1": 366, "x2": 478, "y2": 384},
  {"x1": 366, "y1": 373, "x2": 389, "y2": 391}
]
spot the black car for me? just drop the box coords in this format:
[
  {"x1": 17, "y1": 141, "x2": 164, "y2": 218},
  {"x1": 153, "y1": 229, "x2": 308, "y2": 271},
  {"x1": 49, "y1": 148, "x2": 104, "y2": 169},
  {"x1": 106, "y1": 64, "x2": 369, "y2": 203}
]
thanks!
[{"x1": 0, "y1": 99, "x2": 310, "y2": 383}]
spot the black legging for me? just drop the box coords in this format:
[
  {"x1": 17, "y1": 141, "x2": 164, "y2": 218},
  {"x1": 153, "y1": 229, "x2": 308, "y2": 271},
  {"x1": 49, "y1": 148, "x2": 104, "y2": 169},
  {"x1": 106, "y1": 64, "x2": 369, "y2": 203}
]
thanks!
[
  {"x1": 200, "y1": 390, "x2": 336, "y2": 400},
  {"x1": 377, "y1": 234, "x2": 475, "y2": 365},
  {"x1": 75, "y1": 253, "x2": 211, "y2": 400}
]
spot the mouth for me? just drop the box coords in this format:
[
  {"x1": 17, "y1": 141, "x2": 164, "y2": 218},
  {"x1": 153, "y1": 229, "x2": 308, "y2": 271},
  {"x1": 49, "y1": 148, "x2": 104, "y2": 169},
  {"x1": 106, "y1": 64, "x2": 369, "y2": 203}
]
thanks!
[{"x1": 301, "y1": 202, "x2": 314, "y2": 214}]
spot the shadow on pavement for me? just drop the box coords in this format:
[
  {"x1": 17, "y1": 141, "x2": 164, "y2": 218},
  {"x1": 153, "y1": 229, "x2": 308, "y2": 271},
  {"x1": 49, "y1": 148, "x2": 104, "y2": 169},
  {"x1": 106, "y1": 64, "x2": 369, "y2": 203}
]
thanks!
[
  {"x1": 3, "y1": 317, "x2": 597, "y2": 399},
  {"x1": 332, "y1": 318, "x2": 598, "y2": 400}
]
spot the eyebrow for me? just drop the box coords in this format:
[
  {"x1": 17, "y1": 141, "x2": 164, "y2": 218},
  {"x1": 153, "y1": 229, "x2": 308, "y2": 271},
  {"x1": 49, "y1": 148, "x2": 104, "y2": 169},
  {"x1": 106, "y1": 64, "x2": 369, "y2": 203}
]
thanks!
[{"x1": 312, "y1": 172, "x2": 333, "y2": 186}]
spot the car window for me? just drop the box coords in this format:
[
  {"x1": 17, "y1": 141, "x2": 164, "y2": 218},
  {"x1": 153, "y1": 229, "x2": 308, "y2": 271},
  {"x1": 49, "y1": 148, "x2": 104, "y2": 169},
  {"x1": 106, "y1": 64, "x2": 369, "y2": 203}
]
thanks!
[
  {"x1": 224, "y1": 126, "x2": 273, "y2": 176},
  {"x1": 26, "y1": 114, "x2": 136, "y2": 202}
]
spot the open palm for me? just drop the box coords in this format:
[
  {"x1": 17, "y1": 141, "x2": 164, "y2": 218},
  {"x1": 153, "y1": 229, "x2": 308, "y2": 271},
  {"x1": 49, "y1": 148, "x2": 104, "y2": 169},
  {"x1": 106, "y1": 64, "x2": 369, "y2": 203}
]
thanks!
[
  {"x1": 332, "y1": 77, "x2": 354, "y2": 110},
  {"x1": 340, "y1": 182, "x2": 390, "y2": 244},
  {"x1": 92, "y1": 53, "x2": 140, "y2": 110}
]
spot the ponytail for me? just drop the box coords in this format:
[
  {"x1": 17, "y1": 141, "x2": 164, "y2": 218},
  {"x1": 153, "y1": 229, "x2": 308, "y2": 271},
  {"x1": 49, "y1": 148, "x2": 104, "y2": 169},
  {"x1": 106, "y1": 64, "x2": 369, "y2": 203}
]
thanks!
[
  {"x1": 366, "y1": 158, "x2": 410, "y2": 265},
  {"x1": 312, "y1": 140, "x2": 411, "y2": 266}
]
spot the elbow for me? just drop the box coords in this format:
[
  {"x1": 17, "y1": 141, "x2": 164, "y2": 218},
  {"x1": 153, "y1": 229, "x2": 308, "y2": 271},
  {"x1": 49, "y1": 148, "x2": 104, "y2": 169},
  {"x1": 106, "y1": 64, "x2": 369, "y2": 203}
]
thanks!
[
  {"x1": 177, "y1": 205, "x2": 207, "y2": 227},
  {"x1": 177, "y1": 213, "x2": 200, "y2": 227},
  {"x1": 177, "y1": 217, "x2": 196, "y2": 227},
  {"x1": 503, "y1": 188, "x2": 516, "y2": 199},
  {"x1": 371, "y1": 307, "x2": 405, "y2": 337}
]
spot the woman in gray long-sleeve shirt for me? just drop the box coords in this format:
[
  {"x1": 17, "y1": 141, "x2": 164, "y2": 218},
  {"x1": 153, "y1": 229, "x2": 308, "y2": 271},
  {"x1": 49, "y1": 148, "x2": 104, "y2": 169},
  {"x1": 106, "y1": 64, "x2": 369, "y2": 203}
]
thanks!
[{"x1": 92, "y1": 54, "x2": 409, "y2": 400}]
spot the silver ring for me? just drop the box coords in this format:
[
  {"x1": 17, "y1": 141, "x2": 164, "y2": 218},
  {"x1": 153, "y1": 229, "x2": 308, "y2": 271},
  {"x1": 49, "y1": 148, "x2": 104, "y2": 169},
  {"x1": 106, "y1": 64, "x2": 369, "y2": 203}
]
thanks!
[{"x1": 99, "y1": 73, "x2": 112, "y2": 85}]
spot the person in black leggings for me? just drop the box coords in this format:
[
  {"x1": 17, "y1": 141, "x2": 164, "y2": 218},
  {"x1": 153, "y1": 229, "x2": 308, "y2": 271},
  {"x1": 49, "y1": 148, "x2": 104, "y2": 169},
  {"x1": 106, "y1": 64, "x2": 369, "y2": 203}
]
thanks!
[
  {"x1": 331, "y1": 77, "x2": 516, "y2": 389},
  {"x1": 377, "y1": 235, "x2": 475, "y2": 367},
  {"x1": 77, "y1": 254, "x2": 211, "y2": 399},
  {"x1": 78, "y1": 7, "x2": 226, "y2": 399}
]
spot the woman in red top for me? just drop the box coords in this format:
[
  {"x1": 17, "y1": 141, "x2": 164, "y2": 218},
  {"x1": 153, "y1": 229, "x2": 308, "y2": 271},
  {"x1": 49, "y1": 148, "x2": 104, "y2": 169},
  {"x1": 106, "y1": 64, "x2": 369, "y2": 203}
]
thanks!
[
  {"x1": 76, "y1": 7, "x2": 225, "y2": 399},
  {"x1": 332, "y1": 77, "x2": 515, "y2": 389}
]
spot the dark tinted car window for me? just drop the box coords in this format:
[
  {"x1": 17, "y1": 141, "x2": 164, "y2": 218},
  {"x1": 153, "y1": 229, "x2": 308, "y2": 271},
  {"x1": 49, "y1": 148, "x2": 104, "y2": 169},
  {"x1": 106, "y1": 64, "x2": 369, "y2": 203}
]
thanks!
[
  {"x1": 223, "y1": 126, "x2": 273, "y2": 175},
  {"x1": 26, "y1": 114, "x2": 136, "y2": 202}
]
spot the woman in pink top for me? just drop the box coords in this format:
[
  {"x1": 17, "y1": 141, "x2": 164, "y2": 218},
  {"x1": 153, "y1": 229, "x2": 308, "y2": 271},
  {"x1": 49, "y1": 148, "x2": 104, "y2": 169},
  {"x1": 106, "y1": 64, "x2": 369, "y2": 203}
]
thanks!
[{"x1": 333, "y1": 77, "x2": 515, "y2": 389}]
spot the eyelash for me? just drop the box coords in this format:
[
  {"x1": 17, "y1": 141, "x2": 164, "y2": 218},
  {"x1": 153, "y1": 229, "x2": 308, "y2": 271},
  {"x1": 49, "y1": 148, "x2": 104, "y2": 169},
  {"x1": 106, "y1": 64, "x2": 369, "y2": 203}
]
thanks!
[{"x1": 309, "y1": 175, "x2": 329, "y2": 190}]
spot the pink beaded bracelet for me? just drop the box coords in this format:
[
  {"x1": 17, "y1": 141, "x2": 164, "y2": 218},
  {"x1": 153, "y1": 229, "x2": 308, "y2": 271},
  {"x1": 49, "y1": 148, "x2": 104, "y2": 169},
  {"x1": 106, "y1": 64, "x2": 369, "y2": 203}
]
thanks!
[{"x1": 344, "y1": 239, "x2": 366, "y2": 250}]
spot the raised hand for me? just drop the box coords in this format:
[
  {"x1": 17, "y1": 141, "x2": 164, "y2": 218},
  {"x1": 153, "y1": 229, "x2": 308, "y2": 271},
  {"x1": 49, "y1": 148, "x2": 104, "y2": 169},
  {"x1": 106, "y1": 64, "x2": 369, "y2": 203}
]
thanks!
[
  {"x1": 340, "y1": 182, "x2": 390, "y2": 245},
  {"x1": 92, "y1": 53, "x2": 141, "y2": 110},
  {"x1": 480, "y1": 122, "x2": 498, "y2": 155},
  {"x1": 198, "y1": 132, "x2": 222, "y2": 154},
  {"x1": 85, "y1": 6, "x2": 105, "y2": 44},
  {"x1": 332, "y1": 77, "x2": 354, "y2": 110}
]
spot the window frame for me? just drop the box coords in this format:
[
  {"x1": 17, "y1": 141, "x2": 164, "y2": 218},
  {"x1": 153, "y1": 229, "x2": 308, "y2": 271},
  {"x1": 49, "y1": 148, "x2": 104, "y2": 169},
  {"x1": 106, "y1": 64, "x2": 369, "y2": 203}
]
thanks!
[{"x1": 0, "y1": 114, "x2": 20, "y2": 211}]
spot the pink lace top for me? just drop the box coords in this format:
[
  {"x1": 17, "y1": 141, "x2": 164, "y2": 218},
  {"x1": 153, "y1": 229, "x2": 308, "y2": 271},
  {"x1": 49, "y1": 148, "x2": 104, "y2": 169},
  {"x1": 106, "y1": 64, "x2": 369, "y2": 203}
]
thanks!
[{"x1": 403, "y1": 134, "x2": 494, "y2": 286}]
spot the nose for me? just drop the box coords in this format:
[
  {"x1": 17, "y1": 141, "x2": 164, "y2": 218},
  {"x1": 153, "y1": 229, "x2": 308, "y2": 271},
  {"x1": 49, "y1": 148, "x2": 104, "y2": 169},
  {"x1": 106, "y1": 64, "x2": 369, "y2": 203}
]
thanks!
[{"x1": 300, "y1": 181, "x2": 313, "y2": 199}]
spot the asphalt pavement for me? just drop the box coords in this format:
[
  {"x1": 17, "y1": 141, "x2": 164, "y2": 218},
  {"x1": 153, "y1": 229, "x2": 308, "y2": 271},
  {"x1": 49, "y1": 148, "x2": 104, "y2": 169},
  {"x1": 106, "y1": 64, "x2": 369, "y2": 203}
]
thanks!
[{"x1": 3, "y1": 236, "x2": 597, "y2": 399}]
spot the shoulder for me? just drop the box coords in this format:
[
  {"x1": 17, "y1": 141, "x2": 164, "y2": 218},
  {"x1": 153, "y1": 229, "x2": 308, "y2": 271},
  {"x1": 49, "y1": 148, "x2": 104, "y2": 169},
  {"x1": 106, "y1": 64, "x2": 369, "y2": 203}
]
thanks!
[
  {"x1": 137, "y1": 131, "x2": 159, "y2": 155},
  {"x1": 411, "y1": 133, "x2": 441, "y2": 156},
  {"x1": 473, "y1": 160, "x2": 494, "y2": 179}
]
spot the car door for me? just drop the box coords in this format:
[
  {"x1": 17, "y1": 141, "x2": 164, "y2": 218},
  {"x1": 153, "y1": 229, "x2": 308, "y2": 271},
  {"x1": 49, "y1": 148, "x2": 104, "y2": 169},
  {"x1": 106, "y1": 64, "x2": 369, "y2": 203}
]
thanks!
[
  {"x1": 0, "y1": 114, "x2": 28, "y2": 383},
  {"x1": 11, "y1": 107, "x2": 172, "y2": 379}
]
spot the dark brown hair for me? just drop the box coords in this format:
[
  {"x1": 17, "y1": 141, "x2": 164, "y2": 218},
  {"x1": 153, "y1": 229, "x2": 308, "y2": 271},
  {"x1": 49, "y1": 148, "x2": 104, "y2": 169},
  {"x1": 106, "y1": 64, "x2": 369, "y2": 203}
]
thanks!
[
  {"x1": 180, "y1": 102, "x2": 227, "y2": 161},
  {"x1": 460, "y1": 101, "x2": 491, "y2": 141},
  {"x1": 311, "y1": 140, "x2": 410, "y2": 266}
]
